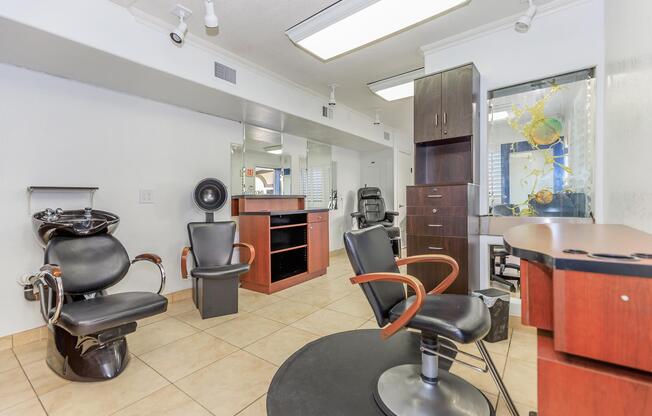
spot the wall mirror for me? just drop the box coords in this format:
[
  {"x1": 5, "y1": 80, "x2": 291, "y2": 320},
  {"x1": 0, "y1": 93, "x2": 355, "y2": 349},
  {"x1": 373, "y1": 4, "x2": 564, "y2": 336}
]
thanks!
[
  {"x1": 230, "y1": 125, "x2": 337, "y2": 209},
  {"x1": 487, "y1": 68, "x2": 596, "y2": 218}
]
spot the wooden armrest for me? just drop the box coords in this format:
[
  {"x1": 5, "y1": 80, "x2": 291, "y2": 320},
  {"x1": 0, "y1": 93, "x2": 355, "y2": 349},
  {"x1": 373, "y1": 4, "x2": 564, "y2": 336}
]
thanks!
[
  {"x1": 234, "y1": 242, "x2": 256, "y2": 265},
  {"x1": 134, "y1": 253, "x2": 162, "y2": 264},
  {"x1": 350, "y1": 272, "x2": 426, "y2": 340},
  {"x1": 181, "y1": 247, "x2": 191, "y2": 279},
  {"x1": 40, "y1": 264, "x2": 62, "y2": 277},
  {"x1": 396, "y1": 254, "x2": 459, "y2": 295}
]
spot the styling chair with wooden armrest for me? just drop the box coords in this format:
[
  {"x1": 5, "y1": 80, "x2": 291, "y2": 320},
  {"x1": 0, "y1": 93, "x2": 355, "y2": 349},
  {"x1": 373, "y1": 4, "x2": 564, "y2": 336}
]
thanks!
[
  {"x1": 22, "y1": 234, "x2": 168, "y2": 381},
  {"x1": 344, "y1": 225, "x2": 519, "y2": 416},
  {"x1": 181, "y1": 221, "x2": 255, "y2": 319}
]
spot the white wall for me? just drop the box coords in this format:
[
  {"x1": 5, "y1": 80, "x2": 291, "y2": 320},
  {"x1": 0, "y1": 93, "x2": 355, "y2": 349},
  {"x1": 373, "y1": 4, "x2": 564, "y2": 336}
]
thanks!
[
  {"x1": 331, "y1": 147, "x2": 362, "y2": 251},
  {"x1": 421, "y1": 0, "x2": 605, "y2": 219},
  {"x1": 0, "y1": 0, "x2": 400, "y2": 148},
  {"x1": 603, "y1": 0, "x2": 652, "y2": 232},
  {"x1": 0, "y1": 64, "x2": 242, "y2": 336},
  {"x1": 360, "y1": 149, "x2": 395, "y2": 210}
]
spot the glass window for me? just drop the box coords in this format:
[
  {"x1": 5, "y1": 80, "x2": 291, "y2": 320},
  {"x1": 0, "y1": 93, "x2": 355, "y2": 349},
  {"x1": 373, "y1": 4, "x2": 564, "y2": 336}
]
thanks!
[{"x1": 487, "y1": 69, "x2": 596, "y2": 218}]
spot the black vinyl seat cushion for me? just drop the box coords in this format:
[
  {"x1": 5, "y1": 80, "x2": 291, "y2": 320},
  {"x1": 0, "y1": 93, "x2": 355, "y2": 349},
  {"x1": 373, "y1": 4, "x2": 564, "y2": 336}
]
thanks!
[
  {"x1": 389, "y1": 294, "x2": 491, "y2": 344},
  {"x1": 58, "y1": 292, "x2": 168, "y2": 336},
  {"x1": 190, "y1": 263, "x2": 250, "y2": 280}
]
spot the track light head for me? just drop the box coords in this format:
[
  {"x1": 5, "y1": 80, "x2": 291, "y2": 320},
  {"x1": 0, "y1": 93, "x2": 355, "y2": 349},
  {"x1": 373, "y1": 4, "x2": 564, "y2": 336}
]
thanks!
[
  {"x1": 515, "y1": 0, "x2": 537, "y2": 33},
  {"x1": 204, "y1": 0, "x2": 219, "y2": 28},
  {"x1": 328, "y1": 84, "x2": 338, "y2": 107},
  {"x1": 170, "y1": 5, "x2": 192, "y2": 45}
]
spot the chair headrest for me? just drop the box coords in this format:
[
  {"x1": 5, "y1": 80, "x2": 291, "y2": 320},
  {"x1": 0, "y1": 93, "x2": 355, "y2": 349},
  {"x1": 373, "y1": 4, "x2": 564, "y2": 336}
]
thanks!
[{"x1": 359, "y1": 187, "x2": 382, "y2": 200}]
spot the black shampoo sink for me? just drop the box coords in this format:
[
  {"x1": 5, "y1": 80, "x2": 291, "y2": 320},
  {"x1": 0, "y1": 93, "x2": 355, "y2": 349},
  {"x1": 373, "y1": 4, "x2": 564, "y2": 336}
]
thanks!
[{"x1": 32, "y1": 208, "x2": 119, "y2": 247}]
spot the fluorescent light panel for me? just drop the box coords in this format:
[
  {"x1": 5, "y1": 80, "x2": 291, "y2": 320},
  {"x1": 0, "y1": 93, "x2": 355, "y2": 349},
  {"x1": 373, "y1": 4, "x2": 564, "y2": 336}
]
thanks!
[
  {"x1": 368, "y1": 68, "x2": 424, "y2": 101},
  {"x1": 287, "y1": 0, "x2": 470, "y2": 60}
]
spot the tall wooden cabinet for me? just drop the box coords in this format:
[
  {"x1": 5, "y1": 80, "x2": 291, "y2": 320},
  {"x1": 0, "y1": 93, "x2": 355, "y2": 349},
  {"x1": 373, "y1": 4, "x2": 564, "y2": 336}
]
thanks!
[{"x1": 408, "y1": 64, "x2": 480, "y2": 295}]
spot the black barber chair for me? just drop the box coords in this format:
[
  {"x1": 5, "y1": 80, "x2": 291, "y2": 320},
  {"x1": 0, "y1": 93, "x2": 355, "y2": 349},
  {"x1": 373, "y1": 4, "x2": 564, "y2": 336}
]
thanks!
[
  {"x1": 344, "y1": 225, "x2": 519, "y2": 416},
  {"x1": 181, "y1": 221, "x2": 255, "y2": 319},
  {"x1": 490, "y1": 246, "x2": 521, "y2": 292},
  {"x1": 351, "y1": 187, "x2": 401, "y2": 257},
  {"x1": 25, "y1": 234, "x2": 168, "y2": 381}
]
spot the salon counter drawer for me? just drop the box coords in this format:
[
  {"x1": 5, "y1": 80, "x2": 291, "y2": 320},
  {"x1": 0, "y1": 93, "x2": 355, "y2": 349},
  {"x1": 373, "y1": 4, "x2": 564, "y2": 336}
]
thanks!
[
  {"x1": 407, "y1": 215, "x2": 467, "y2": 237},
  {"x1": 407, "y1": 185, "x2": 468, "y2": 207},
  {"x1": 553, "y1": 270, "x2": 652, "y2": 372}
]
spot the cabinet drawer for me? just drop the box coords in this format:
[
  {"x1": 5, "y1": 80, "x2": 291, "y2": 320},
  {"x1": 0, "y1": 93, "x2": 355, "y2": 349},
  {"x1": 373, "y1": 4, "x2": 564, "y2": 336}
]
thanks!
[
  {"x1": 308, "y1": 212, "x2": 328, "y2": 223},
  {"x1": 407, "y1": 185, "x2": 468, "y2": 207},
  {"x1": 407, "y1": 216, "x2": 467, "y2": 237},
  {"x1": 553, "y1": 271, "x2": 652, "y2": 372},
  {"x1": 406, "y1": 235, "x2": 468, "y2": 294},
  {"x1": 406, "y1": 206, "x2": 467, "y2": 217}
]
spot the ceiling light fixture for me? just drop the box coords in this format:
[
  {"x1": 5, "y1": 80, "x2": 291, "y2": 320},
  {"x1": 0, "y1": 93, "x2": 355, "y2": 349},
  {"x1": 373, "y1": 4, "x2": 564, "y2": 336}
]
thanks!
[
  {"x1": 286, "y1": 0, "x2": 470, "y2": 60},
  {"x1": 204, "y1": 0, "x2": 218, "y2": 28},
  {"x1": 264, "y1": 145, "x2": 283, "y2": 155},
  {"x1": 373, "y1": 110, "x2": 382, "y2": 126},
  {"x1": 328, "y1": 84, "x2": 338, "y2": 107},
  {"x1": 367, "y1": 68, "x2": 424, "y2": 101},
  {"x1": 515, "y1": 0, "x2": 537, "y2": 33},
  {"x1": 170, "y1": 5, "x2": 192, "y2": 45}
]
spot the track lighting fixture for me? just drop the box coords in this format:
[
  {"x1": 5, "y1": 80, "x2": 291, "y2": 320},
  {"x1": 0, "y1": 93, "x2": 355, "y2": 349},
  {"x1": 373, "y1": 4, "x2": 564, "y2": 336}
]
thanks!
[
  {"x1": 515, "y1": 0, "x2": 537, "y2": 33},
  {"x1": 204, "y1": 0, "x2": 219, "y2": 28},
  {"x1": 170, "y1": 5, "x2": 192, "y2": 45},
  {"x1": 328, "y1": 84, "x2": 338, "y2": 107},
  {"x1": 373, "y1": 110, "x2": 382, "y2": 126}
]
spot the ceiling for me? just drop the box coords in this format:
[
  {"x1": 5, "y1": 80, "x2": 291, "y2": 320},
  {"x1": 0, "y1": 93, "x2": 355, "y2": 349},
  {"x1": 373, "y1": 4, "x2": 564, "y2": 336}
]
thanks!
[{"x1": 119, "y1": 0, "x2": 558, "y2": 134}]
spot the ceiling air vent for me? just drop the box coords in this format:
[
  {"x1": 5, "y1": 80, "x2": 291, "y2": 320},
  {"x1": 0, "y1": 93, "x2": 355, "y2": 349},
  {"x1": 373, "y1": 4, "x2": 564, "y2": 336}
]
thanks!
[
  {"x1": 214, "y1": 61, "x2": 236, "y2": 84},
  {"x1": 384, "y1": 131, "x2": 391, "y2": 141}
]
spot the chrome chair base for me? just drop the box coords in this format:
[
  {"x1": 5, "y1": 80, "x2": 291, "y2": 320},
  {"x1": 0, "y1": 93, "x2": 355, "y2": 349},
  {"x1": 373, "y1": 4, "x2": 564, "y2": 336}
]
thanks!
[
  {"x1": 46, "y1": 326, "x2": 130, "y2": 382},
  {"x1": 375, "y1": 364, "x2": 493, "y2": 416}
]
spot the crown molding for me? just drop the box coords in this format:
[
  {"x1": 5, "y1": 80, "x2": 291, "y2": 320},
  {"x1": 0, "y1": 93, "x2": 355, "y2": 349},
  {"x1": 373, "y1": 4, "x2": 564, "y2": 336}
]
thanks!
[{"x1": 420, "y1": 0, "x2": 593, "y2": 56}]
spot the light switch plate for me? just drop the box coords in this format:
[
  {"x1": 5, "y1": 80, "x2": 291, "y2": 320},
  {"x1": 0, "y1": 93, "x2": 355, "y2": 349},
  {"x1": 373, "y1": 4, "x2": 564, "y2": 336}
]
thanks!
[{"x1": 139, "y1": 189, "x2": 155, "y2": 204}]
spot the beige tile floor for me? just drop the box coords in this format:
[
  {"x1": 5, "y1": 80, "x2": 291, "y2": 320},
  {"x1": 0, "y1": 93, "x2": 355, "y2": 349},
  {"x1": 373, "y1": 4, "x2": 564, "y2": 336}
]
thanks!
[{"x1": 0, "y1": 251, "x2": 537, "y2": 416}]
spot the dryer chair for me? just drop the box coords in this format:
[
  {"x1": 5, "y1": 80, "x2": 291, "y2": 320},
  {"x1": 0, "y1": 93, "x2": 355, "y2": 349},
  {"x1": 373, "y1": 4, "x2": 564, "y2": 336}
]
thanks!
[
  {"x1": 351, "y1": 187, "x2": 401, "y2": 256},
  {"x1": 23, "y1": 234, "x2": 168, "y2": 382}
]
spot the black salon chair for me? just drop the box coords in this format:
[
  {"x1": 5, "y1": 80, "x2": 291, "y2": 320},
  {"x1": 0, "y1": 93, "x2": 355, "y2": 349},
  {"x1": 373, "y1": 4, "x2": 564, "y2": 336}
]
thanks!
[
  {"x1": 351, "y1": 187, "x2": 401, "y2": 256},
  {"x1": 181, "y1": 221, "x2": 255, "y2": 319},
  {"x1": 25, "y1": 234, "x2": 168, "y2": 381},
  {"x1": 344, "y1": 226, "x2": 519, "y2": 416}
]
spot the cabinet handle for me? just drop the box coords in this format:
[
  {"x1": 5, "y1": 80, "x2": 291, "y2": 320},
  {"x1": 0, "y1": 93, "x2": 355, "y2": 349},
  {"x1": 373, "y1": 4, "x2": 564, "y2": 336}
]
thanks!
[
  {"x1": 428, "y1": 224, "x2": 443, "y2": 227},
  {"x1": 427, "y1": 195, "x2": 443, "y2": 198},
  {"x1": 435, "y1": 114, "x2": 439, "y2": 126},
  {"x1": 428, "y1": 246, "x2": 444, "y2": 251},
  {"x1": 620, "y1": 295, "x2": 630, "y2": 302},
  {"x1": 432, "y1": 208, "x2": 438, "y2": 214},
  {"x1": 443, "y1": 112, "x2": 447, "y2": 125}
]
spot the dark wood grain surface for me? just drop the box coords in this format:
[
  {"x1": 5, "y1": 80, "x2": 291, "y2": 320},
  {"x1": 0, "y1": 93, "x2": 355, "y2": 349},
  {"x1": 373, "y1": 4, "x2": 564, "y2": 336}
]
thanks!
[{"x1": 504, "y1": 224, "x2": 652, "y2": 277}]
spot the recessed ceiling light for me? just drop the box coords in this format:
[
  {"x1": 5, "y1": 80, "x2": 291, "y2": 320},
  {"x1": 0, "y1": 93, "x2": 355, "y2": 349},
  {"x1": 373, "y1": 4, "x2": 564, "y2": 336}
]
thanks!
[
  {"x1": 368, "y1": 68, "x2": 424, "y2": 101},
  {"x1": 286, "y1": 0, "x2": 470, "y2": 60}
]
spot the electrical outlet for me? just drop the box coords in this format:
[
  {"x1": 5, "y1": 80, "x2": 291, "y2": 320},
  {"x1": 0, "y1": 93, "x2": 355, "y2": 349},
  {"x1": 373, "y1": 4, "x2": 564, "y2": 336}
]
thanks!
[{"x1": 139, "y1": 189, "x2": 155, "y2": 204}]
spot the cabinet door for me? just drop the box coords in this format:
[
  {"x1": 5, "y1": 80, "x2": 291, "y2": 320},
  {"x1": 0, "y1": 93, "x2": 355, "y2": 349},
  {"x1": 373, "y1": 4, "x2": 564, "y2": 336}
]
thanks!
[
  {"x1": 308, "y1": 220, "x2": 329, "y2": 273},
  {"x1": 414, "y1": 73, "x2": 442, "y2": 143},
  {"x1": 442, "y1": 65, "x2": 473, "y2": 139}
]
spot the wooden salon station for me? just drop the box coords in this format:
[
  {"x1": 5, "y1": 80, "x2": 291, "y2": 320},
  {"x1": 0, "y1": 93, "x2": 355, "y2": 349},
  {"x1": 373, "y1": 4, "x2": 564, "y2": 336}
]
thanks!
[
  {"x1": 504, "y1": 224, "x2": 652, "y2": 416},
  {"x1": 232, "y1": 195, "x2": 329, "y2": 294},
  {"x1": 407, "y1": 63, "x2": 480, "y2": 294}
]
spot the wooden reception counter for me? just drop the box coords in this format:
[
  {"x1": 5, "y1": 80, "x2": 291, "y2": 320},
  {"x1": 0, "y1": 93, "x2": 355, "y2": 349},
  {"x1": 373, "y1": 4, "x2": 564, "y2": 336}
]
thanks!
[
  {"x1": 232, "y1": 195, "x2": 329, "y2": 294},
  {"x1": 504, "y1": 224, "x2": 652, "y2": 416}
]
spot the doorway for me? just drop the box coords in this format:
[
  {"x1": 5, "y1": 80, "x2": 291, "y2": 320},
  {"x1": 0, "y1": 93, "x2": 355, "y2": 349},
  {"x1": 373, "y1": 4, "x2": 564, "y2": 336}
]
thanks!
[{"x1": 397, "y1": 150, "x2": 413, "y2": 247}]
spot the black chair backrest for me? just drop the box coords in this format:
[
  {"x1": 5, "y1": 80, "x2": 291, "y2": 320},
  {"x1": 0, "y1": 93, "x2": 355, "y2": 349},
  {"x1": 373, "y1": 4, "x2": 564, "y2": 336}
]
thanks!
[
  {"x1": 343, "y1": 226, "x2": 405, "y2": 326},
  {"x1": 44, "y1": 234, "x2": 130, "y2": 295},
  {"x1": 187, "y1": 221, "x2": 236, "y2": 267},
  {"x1": 358, "y1": 187, "x2": 387, "y2": 225}
]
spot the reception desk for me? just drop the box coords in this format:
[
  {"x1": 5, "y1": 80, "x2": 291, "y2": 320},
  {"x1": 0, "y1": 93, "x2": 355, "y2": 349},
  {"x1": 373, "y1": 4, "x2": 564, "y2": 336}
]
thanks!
[
  {"x1": 504, "y1": 224, "x2": 652, "y2": 416},
  {"x1": 232, "y1": 195, "x2": 329, "y2": 294}
]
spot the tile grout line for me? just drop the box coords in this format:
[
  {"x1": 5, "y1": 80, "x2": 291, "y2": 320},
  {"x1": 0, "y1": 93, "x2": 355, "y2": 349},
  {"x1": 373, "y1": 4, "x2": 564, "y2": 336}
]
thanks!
[{"x1": 10, "y1": 347, "x2": 50, "y2": 416}]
